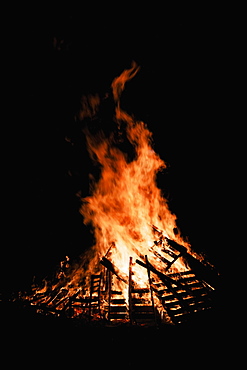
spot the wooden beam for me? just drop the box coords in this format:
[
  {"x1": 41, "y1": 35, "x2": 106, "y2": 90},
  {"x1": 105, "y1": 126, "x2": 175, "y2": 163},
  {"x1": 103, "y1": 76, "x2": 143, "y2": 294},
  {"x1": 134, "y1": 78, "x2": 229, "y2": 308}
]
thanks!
[
  {"x1": 145, "y1": 255, "x2": 158, "y2": 326},
  {"x1": 100, "y1": 257, "x2": 128, "y2": 284},
  {"x1": 108, "y1": 269, "x2": 112, "y2": 320},
  {"x1": 129, "y1": 256, "x2": 133, "y2": 325}
]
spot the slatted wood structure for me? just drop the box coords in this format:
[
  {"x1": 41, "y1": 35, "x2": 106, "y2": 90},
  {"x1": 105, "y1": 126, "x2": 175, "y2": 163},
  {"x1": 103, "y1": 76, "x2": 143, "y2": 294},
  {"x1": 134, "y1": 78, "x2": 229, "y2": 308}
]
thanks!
[
  {"x1": 26, "y1": 229, "x2": 218, "y2": 326},
  {"x1": 68, "y1": 274, "x2": 102, "y2": 319},
  {"x1": 105, "y1": 270, "x2": 128, "y2": 321},
  {"x1": 128, "y1": 256, "x2": 157, "y2": 325},
  {"x1": 162, "y1": 271, "x2": 213, "y2": 324},
  {"x1": 137, "y1": 258, "x2": 214, "y2": 324}
]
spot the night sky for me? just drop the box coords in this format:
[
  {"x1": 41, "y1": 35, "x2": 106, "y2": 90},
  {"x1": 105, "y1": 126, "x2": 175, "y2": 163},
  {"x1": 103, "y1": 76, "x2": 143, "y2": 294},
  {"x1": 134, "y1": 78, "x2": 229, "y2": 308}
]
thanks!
[{"x1": 2, "y1": 9, "x2": 233, "y2": 298}]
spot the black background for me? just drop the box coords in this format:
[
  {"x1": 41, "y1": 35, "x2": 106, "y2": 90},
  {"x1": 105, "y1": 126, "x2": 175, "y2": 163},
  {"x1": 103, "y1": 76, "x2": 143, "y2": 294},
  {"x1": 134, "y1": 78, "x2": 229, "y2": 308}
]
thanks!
[
  {"x1": 2, "y1": 7, "x2": 236, "y2": 303},
  {"x1": 1, "y1": 6, "x2": 242, "y2": 365}
]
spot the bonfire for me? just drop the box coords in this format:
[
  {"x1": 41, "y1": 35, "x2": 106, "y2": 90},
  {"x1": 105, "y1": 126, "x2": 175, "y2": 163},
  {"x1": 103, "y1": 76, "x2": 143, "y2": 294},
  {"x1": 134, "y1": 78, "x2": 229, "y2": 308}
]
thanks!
[{"x1": 17, "y1": 62, "x2": 218, "y2": 326}]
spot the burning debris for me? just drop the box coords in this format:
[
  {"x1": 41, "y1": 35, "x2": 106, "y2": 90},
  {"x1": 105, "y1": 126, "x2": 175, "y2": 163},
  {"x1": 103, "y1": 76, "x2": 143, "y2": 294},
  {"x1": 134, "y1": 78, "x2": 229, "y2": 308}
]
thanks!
[{"x1": 16, "y1": 62, "x2": 219, "y2": 326}]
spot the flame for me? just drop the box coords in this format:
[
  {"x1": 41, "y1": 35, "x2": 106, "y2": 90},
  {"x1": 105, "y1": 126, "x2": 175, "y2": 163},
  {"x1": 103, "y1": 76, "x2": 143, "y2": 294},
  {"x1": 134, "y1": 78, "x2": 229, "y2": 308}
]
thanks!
[{"x1": 80, "y1": 61, "x2": 190, "y2": 282}]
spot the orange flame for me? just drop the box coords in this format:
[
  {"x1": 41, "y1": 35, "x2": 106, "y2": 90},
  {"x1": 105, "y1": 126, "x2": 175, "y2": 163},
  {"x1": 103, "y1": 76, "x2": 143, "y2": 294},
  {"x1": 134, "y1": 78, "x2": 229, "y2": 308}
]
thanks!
[{"x1": 79, "y1": 61, "x2": 190, "y2": 279}]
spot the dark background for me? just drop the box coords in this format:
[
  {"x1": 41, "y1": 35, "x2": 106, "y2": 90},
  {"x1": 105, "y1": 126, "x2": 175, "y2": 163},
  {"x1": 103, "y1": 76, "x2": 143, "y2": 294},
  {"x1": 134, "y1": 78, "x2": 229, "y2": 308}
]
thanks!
[{"x1": 2, "y1": 7, "x2": 236, "y2": 301}]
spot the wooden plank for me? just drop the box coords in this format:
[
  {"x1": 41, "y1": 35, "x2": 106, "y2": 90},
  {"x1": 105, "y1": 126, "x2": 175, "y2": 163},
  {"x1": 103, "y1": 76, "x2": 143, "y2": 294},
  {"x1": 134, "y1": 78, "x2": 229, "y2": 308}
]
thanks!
[
  {"x1": 132, "y1": 298, "x2": 146, "y2": 304},
  {"x1": 167, "y1": 270, "x2": 194, "y2": 278},
  {"x1": 153, "y1": 250, "x2": 171, "y2": 265},
  {"x1": 161, "y1": 292, "x2": 178, "y2": 299},
  {"x1": 91, "y1": 274, "x2": 101, "y2": 281},
  {"x1": 165, "y1": 238, "x2": 187, "y2": 255},
  {"x1": 108, "y1": 313, "x2": 127, "y2": 319},
  {"x1": 110, "y1": 290, "x2": 123, "y2": 295},
  {"x1": 71, "y1": 297, "x2": 92, "y2": 303},
  {"x1": 152, "y1": 288, "x2": 167, "y2": 296},
  {"x1": 145, "y1": 255, "x2": 157, "y2": 326},
  {"x1": 108, "y1": 269, "x2": 112, "y2": 320},
  {"x1": 135, "y1": 313, "x2": 154, "y2": 323},
  {"x1": 176, "y1": 273, "x2": 198, "y2": 281},
  {"x1": 129, "y1": 256, "x2": 133, "y2": 325},
  {"x1": 109, "y1": 306, "x2": 127, "y2": 313},
  {"x1": 166, "y1": 306, "x2": 188, "y2": 316},
  {"x1": 132, "y1": 288, "x2": 150, "y2": 294},
  {"x1": 134, "y1": 305, "x2": 154, "y2": 313},
  {"x1": 110, "y1": 299, "x2": 126, "y2": 305}
]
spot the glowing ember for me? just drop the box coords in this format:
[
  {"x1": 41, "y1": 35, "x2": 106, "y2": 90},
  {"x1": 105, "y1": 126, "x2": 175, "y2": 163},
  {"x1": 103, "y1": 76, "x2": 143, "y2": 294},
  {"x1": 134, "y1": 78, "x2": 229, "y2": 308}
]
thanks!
[{"x1": 17, "y1": 62, "x2": 217, "y2": 325}]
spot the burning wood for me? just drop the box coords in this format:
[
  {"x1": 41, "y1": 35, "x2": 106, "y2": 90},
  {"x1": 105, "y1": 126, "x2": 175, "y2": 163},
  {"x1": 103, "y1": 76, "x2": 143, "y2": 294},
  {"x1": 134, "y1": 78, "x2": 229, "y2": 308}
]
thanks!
[
  {"x1": 100, "y1": 257, "x2": 128, "y2": 284},
  {"x1": 15, "y1": 62, "x2": 219, "y2": 326}
]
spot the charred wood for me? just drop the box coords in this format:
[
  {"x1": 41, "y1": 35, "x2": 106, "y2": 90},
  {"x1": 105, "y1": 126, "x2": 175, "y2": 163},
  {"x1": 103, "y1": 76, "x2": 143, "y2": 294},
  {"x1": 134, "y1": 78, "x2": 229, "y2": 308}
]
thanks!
[
  {"x1": 100, "y1": 257, "x2": 128, "y2": 284},
  {"x1": 109, "y1": 306, "x2": 127, "y2": 312},
  {"x1": 165, "y1": 238, "x2": 187, "y2": 255},
  {"x1": 184, "y1": 254, "x2": 219, "y2": 288},
  {"x1": 110, "y1": 298, "x2": 126, "y2": 305},
  {"x1": 108, "y1": 314, "x2": 127, "y2": 319},
  {"x1": 132, "y1": 288, "x2": 150, "y2": 294}
]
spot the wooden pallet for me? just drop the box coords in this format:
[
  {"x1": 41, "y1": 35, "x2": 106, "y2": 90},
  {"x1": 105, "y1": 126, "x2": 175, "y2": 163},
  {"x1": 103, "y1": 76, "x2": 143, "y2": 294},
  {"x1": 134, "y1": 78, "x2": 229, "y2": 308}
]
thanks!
[
  {"x1": 137, "y1": 258, "x2": 214, "y2": 324},
  {"x1": 129, "y1": 257, "x2": 157, "y2": 326}
]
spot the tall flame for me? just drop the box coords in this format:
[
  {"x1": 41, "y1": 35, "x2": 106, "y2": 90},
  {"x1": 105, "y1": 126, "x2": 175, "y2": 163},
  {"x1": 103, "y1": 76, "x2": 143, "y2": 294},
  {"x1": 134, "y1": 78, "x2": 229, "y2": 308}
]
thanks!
[
  {"x1": 16, "y1": 62, "x2": 216, "y2": 325},
  {"x1": 79, "y1": 61, "x2": 190, "y2": 278}
]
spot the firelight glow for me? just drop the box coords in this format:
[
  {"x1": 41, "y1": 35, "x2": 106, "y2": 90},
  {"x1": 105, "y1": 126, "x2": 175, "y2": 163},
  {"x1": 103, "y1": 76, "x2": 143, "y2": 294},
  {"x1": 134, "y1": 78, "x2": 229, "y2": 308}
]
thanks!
[{"x1": 79, "y1": 61, "x2": 190, "y2": 282}]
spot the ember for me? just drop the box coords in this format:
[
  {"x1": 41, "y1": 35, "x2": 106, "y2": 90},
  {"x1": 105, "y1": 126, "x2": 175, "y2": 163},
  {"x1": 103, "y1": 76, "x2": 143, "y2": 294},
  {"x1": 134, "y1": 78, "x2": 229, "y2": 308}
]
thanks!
[{"x1": 16, "y1": 62, "x2": 219, "y2": 326}]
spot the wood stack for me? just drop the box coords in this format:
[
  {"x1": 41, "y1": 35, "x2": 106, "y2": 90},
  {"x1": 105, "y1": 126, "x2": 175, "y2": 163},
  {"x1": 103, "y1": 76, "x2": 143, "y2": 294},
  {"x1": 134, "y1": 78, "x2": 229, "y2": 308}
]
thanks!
[{"x1": 25, "y1": 231, "x2": 218, "y2": 326}]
